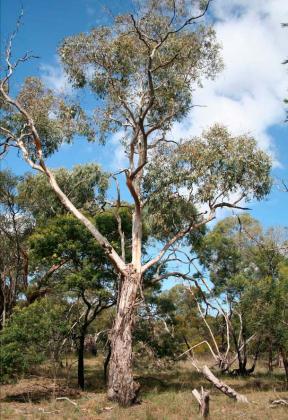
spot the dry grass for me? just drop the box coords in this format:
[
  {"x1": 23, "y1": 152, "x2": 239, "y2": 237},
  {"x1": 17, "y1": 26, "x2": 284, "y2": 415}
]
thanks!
[{"x1": 1, "y1": 358, "x2": 287, "y2": 419}]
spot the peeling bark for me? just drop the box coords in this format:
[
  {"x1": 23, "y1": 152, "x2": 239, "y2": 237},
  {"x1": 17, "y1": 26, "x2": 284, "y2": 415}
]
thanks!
[{"x1": 107, "y1": 268, "x2": 141, "y2": 406}]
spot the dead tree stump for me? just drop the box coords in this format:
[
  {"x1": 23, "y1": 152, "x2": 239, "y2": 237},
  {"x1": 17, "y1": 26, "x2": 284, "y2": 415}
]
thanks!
[{"x1": 192, "y1": 387, "x2": 210, "y2": 418}]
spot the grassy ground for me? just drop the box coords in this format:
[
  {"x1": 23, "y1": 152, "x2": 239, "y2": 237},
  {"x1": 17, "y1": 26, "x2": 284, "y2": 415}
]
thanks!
[{"x1": 1, "y1": 358, "x2": 287, "y2": 419}]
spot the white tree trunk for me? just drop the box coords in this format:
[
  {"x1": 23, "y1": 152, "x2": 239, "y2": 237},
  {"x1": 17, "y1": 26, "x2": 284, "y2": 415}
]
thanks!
[
  {"x1": 192, "y1": 387, "x2": 210, "y2": 417},
  {"x1": 201, "y1": 365, "x2": 249, "y2": 403}
]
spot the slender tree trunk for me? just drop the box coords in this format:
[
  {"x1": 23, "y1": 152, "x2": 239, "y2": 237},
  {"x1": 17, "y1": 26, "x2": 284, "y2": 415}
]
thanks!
[
  {"x1": 231, "y1": 329, "x2": 257, "y2": 376},
  {"x1": 277, "y1": 352, "x2": 282, "y2": 368},
  {"x1": 220, "y1": 324, "x2": 226, "y2": 353},
  {"x1": 0, "y1": 273, "x2": 6, "y2": 330},
  {"x1": 232, "y1": 330, "x2": 246, "y2": 375},
  {"x1": 107, "y1": 268, "x2": 141, "y2": 406},
  {"x1": 268, "y1": 341, "x2": 273, "y2": 372},
  {"x1": 78, "y1": 331, "x2": 86, "y2": 390},
  {"x1": 242, "y1": 331, "x2": 248, "y2": 372},
  {"x1": 183, "y1": 335, "x2": 194, "y2": 358},
  {"x1": 246, "y1": 343, "x2": 261, "y2": 374},
  {"x1": 0, "y1": 292, "x2": 5, "y2": 330},
  {"x1": 104, "y1": 340, "x2": 112, "y2": 384}
]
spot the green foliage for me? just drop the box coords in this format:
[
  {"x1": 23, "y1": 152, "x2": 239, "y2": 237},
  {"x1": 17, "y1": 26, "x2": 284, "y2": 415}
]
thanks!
[
  {"x1": 198, "y1": 214, "x2": 263, "y2": 293},
  {"x1": 143, "y1": 195, "x2": 206, "y2": 241},
  {"x1": 143, "y1": 126, "x2": 272, "y2": 239},
  {"x1": 95, "y1": 207, "x2": 133, "y2": 252},
  {"x1": 0, "y1": 298, "x2": 70, "y2": 382},
  {"x1": 199, "y1": 214, "x2": 288, "y2": 370},
  {"x1": 176, "y1": 125, "x2": 272, "y2": 202},
  {"x1": 26, "y1": 208, "x2": 134, "y2": 356},
  {"x1": 29, "y1": 214, "x2": 103, "y2": 266},
  {"x1": 0, "y1": 77, "x2": 95, "y2": 159},
  {"x1": 0, "y1": 170, "x2": 20, "y2": 202},
  {"x1": 28, "y1": 209, "x2": 132, "y2": 271},
  {"x1": 242, "y1": 263, "x2": 288, "y2": 351},
  {"x1": 28, "y1": 214, "x2": 117, "y2": 315},
  {"x1": 59, "y1": 2, "x2": 222, "y2": 143},
  {"x1": 18, "y1": 164, "x2": 108, "y2": 220},
  {"x1": 198, "y1": 214, "x2": 286, "y2": 295},
  {"x1": 0, "y1": 170, "x2": 33, "y2": 326}
]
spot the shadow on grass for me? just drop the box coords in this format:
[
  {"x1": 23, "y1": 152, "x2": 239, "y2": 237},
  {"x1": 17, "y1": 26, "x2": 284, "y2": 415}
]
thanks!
[
  {"x1": 72, "y1": 356, "x2": 288, "y2": 396},
  {"x1": 3, "y1": 384, "x2": 81, "y2": 403},
  {"x1": 2, "y1": 357, "x2": 287, "y2": 403},
  {"x1": 78, "y1": 364, "x2": 107, "y2": 392},
  {"x1": 137, "y1": 369, "x2": 208, "y2": 394},
  {"x1": 135, "y1": 368, "x2": 288, "y2": 396},
  {"x1": 71, "y1": 359, "x2": 208, "y2": 394}
]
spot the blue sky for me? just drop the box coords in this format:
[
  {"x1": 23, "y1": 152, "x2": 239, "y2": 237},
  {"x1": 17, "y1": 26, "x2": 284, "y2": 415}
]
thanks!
[{"x1": 1, "y1": 0, "x2": 288, "y2": 234}]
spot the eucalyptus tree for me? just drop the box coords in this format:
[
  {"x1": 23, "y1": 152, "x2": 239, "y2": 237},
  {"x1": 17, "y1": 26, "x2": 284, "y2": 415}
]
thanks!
[{"x1": 0, "y1": 0, "x2": 272, "y2": 405}]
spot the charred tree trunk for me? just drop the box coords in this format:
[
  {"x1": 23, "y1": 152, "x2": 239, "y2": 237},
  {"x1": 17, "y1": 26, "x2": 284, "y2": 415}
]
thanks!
[
  {"x1": 231, "y1": 329, "x2": 259, "y2": 376},
  {"x1": 183, "y1": 335, "x2": 194, "y2": 357},
  {"x1": 78, "y1": 330, "x2": 86, "y2": 390},
  {"x1": 231, "y1": 329, "x2": 247, "y2": 375},
  {"x1": 246, "y1": 343, "x2": 261, "y2": 375},
  {"x1": 107, "y1": 268, "x2": 141, "y2": 406}
]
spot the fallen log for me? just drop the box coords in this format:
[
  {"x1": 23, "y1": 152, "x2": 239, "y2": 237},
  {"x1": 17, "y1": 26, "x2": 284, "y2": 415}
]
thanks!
[
  {"x1": 270, "y1": 398, "x2": 288, "y2": 407},
  {"x1": 56, "y1": 397, "x2": 78, "y2": 406},
  {"x1": 201, "y1": 365, "x2": 249, "y2": 403}
]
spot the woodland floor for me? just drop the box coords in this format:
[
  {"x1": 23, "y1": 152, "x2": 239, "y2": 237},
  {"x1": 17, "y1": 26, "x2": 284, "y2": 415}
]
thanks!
[{"x1": 1, "y1": 357, "x2": 288, "y2": 419}]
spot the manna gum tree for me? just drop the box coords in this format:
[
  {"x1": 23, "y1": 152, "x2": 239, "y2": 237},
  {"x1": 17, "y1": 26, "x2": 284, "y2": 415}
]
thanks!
[{"x1": 0, "y1": 0, "x2": 272, "y2": 406}]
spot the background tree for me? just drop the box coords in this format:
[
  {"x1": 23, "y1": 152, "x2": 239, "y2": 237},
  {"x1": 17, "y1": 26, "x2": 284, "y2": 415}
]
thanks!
[
  {"x1": 17, "y1": 166, "x2": 133, "y2": 390},
  {"x1": 241, "y1": 253, "x2": 288, "y2": 380},
  {"x1": 28, "y1": 209, "x2": 132, "y2": 390},
  {"x1": 0, "y1": 170, "x2": 32, "y2": 328},
  {"x1": 134, "y1": 284, "x2": 207, "y2": 362},
  {"x1": 198, "y1": 214, "x2": 288, "y2": 376},
  {"x1": 0, "y1": 297, "x2": 71, "y2": 383}
]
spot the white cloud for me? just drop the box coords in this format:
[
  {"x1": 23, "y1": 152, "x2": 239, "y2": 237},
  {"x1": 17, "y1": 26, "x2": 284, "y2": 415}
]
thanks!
[
  {"x1": 171, "y1": 0, "x2": 288, "y2": 165},
  {"x1": 109, "y1": 131, "x2": 129, "y2": 171},
  {"x1": 40, "y1": 58, "x2": 72, "y2": 94}
]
